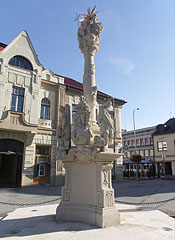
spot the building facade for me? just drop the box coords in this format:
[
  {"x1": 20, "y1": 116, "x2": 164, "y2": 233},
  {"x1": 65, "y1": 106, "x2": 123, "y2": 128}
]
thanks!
[
  {"x1": 0, "y1": 31, "x2": 126, "y2": 187},
  {"x1": 122, "y1": 126, "x2": 156, "y2": 177},
  {"x1": 153, "y1": 118, "x2": 175, "y2": 177}
]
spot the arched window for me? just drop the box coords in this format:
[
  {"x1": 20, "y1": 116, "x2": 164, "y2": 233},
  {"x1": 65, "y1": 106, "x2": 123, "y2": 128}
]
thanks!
[
  {"x1": 40, "y1": 98, "x2": 50, "y2": 120},
  {"x1": 9, "y1": 55, "x2": 33, "y2": 71}
]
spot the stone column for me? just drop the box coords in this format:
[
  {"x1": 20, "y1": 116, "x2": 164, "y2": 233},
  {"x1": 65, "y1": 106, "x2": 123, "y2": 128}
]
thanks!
[
  {"x1": 77, "y1": 18, "x2": 103, "y2": 128},
  {"x1": 83, "y1": 52, "x2": 96, "y2": 126}
]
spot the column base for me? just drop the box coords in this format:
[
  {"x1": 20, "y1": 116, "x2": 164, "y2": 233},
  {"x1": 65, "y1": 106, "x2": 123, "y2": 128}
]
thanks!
[{"x1": 56, "y1": 202, "x2": 120, "y2": 228}]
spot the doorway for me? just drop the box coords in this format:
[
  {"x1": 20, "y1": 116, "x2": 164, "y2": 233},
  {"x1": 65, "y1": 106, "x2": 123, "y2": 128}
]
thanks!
[
  {"x1": 0, "y1": 139, "x2": 24, "y2": 187},
  {"x1": 165, "y1": 162, "x2": 172, "y2": 175}
]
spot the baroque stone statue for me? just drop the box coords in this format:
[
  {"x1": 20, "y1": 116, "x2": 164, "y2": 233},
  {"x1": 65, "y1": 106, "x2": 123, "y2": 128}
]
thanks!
[
  {"x1": 97, "y1": 100, "x2": 114, "y2": 149},
  {"x1": 72, "y1": 96, "x2": 92, "y2": 146},
  {"x1": 57, "y1": 105, "x2": 71, "y2": 159}
]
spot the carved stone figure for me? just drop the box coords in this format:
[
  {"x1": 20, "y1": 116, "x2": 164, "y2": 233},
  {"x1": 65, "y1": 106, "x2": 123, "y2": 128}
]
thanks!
[
  {"x1": 72, "y1": 96, "x2": 92, "y2": 146},
  {"x1": 57, "y1": 105, "x2": 71, "y2": 159},
  {"x1": 57, "y1": 106, "x2": 66, "y2": 138},
  {"x1": 97, "y1": 100, "x2": 114, "y2": 149},
  {"x1": 93, "y1": 135, "x2": 105, "y2": 152}
]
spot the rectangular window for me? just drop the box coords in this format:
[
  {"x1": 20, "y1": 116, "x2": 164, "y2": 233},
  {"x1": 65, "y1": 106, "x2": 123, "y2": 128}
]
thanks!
[
  {"x1": 36, "y1": 146, "x2": 50, "y2": 155},
  {"x1": 136, "y1": 139, "x2": 139, "y2": 146},
  {"x1": 150, "y1": 149, "x2": 153, "y2": 156},
  {"x1": 150, "y1": 137, "x2": 153, "y2": 144},
  {"x1": 72, "y1": 104, "x2": 77, "y2": 124},
  {"x1": 157, "y1": 141, "x2": 167, "y2": 152},
  {"x1": 131, "y1": 140, "x2": 134, "y2": 146},
  {"x1": 11, "y1": 86, "x2": 24, "y2": 112},
  {"x1": 140, "y1": 138, "x2": 144, "y2": 145},
  {"x1": 145, "y1": 138, "x2": 148, "y2": 145},
  {"x1": 145, "y1": 149, "x2": 149, "y2": 157}
]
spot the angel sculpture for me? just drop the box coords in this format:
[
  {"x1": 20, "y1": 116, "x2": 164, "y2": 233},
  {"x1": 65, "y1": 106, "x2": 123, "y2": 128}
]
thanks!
[{"x1": 80, "y1": 6, "x2": 99, "y2": 24}]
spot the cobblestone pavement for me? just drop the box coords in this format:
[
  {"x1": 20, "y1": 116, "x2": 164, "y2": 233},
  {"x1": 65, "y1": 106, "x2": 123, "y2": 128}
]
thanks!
[
  {"x1": 0, "y1": 186, "x2": 62, "y2": 218},
  {"x1": 113, "y1": 179, "x2": 175, "y2": 217},
  {"x1": 0, "y1": 179, "x2": 174, "y2": 218}
]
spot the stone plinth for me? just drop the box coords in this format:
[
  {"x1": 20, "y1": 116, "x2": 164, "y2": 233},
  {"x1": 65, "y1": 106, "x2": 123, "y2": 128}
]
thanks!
[{"x1": 56, "y1": 151, "x2": 121, "y2": 228}]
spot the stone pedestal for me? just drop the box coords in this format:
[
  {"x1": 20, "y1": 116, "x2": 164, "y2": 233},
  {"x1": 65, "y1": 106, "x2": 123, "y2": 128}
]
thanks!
[{"x1": 56, "y1": 152, "x2": 121, "y2": 228}]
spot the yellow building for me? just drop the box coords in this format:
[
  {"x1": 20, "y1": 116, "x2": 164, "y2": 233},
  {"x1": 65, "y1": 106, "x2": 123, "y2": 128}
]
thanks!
[{"x1": 153, "y1": 118, "x2": 175, "y2": 177}]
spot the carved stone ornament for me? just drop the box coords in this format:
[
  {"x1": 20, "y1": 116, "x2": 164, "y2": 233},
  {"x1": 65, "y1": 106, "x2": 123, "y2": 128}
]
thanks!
[
  {"x1": 67, "y1": 146, "x2": 94, "y2": 163},
  {"x1": 77, "y1": 9, "x2": 103, "y2": 55}
]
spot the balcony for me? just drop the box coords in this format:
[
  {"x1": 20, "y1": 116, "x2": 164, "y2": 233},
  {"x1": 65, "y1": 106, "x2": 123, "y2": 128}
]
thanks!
[{"x1": 0, "y1": 110, "x2": 37, "y2": 134}]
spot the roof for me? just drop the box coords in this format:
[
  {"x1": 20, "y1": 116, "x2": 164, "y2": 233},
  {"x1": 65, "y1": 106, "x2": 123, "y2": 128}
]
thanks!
[
  {"x1": 1, "y1": 41, "x2": 126, "y2": 105},
  {"x1": 0, "y1": 42, "x2": 7, "y2": 51},
  {"x1": 123, "y1": 126, "x2": 156, "y2": 136},
  {"x1": 57, "y1": 74, "x2": 126, "y2": 105},
  {"x1": 153, "y1": 118, "x2": 175, "y2": 136}
]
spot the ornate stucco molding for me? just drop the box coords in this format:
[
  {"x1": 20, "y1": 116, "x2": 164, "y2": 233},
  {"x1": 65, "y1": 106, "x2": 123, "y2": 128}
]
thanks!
[{"x1": 0, "y1": 110, "x2": 37, "y2": 133}]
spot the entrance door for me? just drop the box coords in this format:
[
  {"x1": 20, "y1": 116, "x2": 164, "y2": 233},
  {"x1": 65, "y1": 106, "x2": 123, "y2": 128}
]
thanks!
[
  {"x1": 33, "y1": 145, "x2": 51, "y2": 185},
  {"x1": 0, "y1": 139, "x2": 24, "y2": 187},
  {"x1": 165, "y1": 162, "x2": 172, "y2": 175}
]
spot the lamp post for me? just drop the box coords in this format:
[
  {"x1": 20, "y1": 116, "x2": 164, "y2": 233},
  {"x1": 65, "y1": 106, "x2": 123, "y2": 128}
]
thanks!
[
  {"x1": 161, "y1": 154, "x2": 166, "y2": 176},
  {"x1": 133, "y1": 108, "x2": 140, "y2": 180}
]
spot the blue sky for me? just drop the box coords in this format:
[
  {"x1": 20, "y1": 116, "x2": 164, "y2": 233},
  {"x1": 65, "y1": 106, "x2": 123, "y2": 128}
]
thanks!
[{"x1": 1, "y1": 0, "x2": 174, "y2": 130}]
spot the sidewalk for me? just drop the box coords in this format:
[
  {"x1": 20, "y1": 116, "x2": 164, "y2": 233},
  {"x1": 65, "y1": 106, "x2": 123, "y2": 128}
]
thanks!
[{"x1": 0, "y1": 203, "x2": 174, "y2": 240}]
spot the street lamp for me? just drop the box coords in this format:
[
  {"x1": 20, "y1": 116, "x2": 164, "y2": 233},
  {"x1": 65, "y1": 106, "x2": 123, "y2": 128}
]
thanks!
[
  {"x1": 133, "y1": 107, "x2": 140, "y2": 180},
  {"x1": 133, "y1": 108, "x2": 140, "y2": 153}
]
